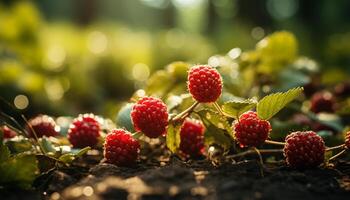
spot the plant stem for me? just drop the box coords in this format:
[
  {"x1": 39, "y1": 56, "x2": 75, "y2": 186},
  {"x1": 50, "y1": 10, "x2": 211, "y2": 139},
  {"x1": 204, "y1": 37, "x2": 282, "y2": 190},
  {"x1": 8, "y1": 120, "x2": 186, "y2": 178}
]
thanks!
[
  {"x1": 21, "y1": 115, "x2": 47, "y2": 155},
  {"x1": 253, "y1": 147, "x2": 265, "y2": 177},
  {"x1": 172, "y1": 101, "x2": 199, "y2": 122},
  {"x1": 132, "y1": 131, "x2": 143, "y2": 139},
  {"x1": 265, "y1": 140, "x2": 286, "y2": 146},
  {"x1": 326, "y1": 144, "x2": 345, "y2": 152},
  {"x1": 328, "y1": 149, "x2": 346, "y2": 161},
  {"x1": 213, "y1": 102, "x2": 223, "y2": 115},
  {"x1": 228, "y1": 149, "x2": 283, "y2": 159}
]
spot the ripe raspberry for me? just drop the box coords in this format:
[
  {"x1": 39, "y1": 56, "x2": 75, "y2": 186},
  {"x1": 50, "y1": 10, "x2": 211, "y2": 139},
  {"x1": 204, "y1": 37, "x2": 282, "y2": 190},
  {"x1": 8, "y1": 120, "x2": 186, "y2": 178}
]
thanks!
[
  {"x1": 26, "y1": 115, "x2": 59, "y2": 138},
  {"x1": 1, "y1": 125, "x2": 17, "y2": 139},
  {"x1": 131, "y1": 97, "x2": 168, "y2": 138},
  {"x1": 310, "y1": 91, "x2": 335, "y2": 113},
  {"x1": 187, "y1": 65, "x2": 222, "y2": 103},
  {"x1": 68, "y1": 113, "x2": 101, "y2": 148},
  {"x1": 345, "y1": 131, "x2": 350, "y2": 149},
  {"x1": 233, "y1": 111, "x2": 271, "y2": 147},
  {"x1": 284, "y1": 131, "x2": 325, "y2": 168},
  {"x1": 104, "y1": 129, "x2": 140, "y2": 166},
  {"x1": 179, "y1": 118, "x2": 205, "y2": 157}
]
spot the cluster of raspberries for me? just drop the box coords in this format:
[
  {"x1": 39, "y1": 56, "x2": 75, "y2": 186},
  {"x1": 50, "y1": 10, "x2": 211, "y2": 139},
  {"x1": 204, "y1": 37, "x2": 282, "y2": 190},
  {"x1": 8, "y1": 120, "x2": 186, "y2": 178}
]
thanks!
[{"x1": 3, "y1": 65, "x2": 347, "y2": 169}]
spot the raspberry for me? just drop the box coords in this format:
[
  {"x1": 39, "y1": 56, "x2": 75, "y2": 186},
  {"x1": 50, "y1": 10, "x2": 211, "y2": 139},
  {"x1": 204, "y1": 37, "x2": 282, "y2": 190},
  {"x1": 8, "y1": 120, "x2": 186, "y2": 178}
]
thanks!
[
  {"x1": 131, "y1": 97, "x2": 168, "y2": 138},
  {"x1": 310, "y1": 91, "x2": 335, "y2": 113},
  {"x1": 104, "y1": 129, "x2": 140, "y2": 166},
  {"x1": 68, "y1": 113, "x2": 101, "y2": 148},
  {"x1": 187, "y1": 65, "x2": 222, "y2": 103},
  {"x1": 1, "y1": 125, "x2": 17, "y2": 139},
  {"x1": 26, "y1": 115, "x2": 59, "y2": 138},
  {"x1": 284, "y1": 131, "x2": 325, "y2": 168},
  {"x1": 179, "y1": 118, "x2": 205, "y2": 157},
  {"x1": 233, "y1": 111, "x2": 271, "y2": 147},
  {"x1": 345, "y1": 131, "x2": 350, "y2": 149}
]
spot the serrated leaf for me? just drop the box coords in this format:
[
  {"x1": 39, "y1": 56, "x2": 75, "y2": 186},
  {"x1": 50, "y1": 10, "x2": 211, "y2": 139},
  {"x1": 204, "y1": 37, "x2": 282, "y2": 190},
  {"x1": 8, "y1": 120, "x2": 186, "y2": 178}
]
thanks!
[
  {"x1": 257, "y1": 87, "x2": 303, "y2": 120},
  {"x1": 166, "y1": 123, "x2": 181, "y2": 153},
  {"x1": 201, "y1": 117, "x2": 232, "y2": 150},
  {"x1": 197, "y1": 109, "x2": 232, "y2": 133},
  {"x1": 222, "y1": 99, "x2": 256, "y2": 119},
  {"x1": 0, "y1": 153, "x2": 38, "y2": 189},
  {"x1": 197, "y1": 109, "x2": 233, "y2": 150}
]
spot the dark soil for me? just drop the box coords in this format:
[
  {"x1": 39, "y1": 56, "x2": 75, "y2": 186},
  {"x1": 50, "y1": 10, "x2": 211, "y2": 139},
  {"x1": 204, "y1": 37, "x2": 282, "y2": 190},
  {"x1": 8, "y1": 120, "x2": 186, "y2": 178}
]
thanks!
[{"x1": 1, "y1": 143, "x2": 350, "y2": 200}]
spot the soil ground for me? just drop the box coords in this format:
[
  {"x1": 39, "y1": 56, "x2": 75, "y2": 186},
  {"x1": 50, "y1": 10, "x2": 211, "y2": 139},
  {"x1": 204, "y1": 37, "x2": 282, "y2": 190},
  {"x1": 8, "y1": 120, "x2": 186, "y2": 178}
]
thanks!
[{"x1": 1, "y1": 141, "x2": 350, "y2": 200}]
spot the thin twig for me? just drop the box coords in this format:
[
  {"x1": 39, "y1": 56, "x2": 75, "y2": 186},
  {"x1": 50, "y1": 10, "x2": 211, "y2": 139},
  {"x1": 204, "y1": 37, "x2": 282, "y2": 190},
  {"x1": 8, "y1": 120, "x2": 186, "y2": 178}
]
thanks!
[
  {"x1": 227, "y1": 149, "x2": 284, "y2": 159},
  {"x1": 213, "y1": 102, "x2": 230, "y2": 117},
  {"x1": 0, "y1": 111, "x2": 28, "y2": 136},
  {"x1": 328, "y1": 149, "x2": 346, "y2": 161},
  {"x1": 172, "y1": 101, "x2": 199, "y2": 122},
  {"x1": 265, "y1": 140, "x2": 286, "y2": 146},
  {"x1": 253, "y1": 147, "x2": 264, "y2": 177},
  {"x1": 326, "y1": 144, "x2": 345, "y2": 152},
  {"x1": 21, "y1": 115, "x2": 46, "y2": 155}
]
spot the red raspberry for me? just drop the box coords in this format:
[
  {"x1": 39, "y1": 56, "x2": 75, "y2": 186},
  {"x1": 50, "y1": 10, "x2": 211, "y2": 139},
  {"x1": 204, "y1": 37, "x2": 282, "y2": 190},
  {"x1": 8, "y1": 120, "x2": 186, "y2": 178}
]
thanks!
[
  {"x1": 310, "y1": 91, "x2": 335, "y2": 113},
  {"x1": 131, "y1": 97, "x2": 168, "y2": 138},
  {"x1": 68, "y1": 114, "x2": 101, "y2": 148},
  {"x1": 1, "y1": 125, "x2": 17, "y2": 139},
  {"x1": 233, "y1": 111, "x2": 271, "y2": 147},
  {"x1": 26, "y1": 115, "x2": 59, "y2": 138},
  {"x1": 284, "y1": 131, "x2": 325, "y2": 168},
  {"x1": 345, "y1": 131, "x2": 350, "y2": 149},
  {"x1": 104, "y1": 129, "x2": 140, "y2": 166},
  {"x1": 179, "y1": 118, "x2": 205, "y2": 157},
  {"x1": 187, "y1": 65, "x2": 222, "y2": 103}
]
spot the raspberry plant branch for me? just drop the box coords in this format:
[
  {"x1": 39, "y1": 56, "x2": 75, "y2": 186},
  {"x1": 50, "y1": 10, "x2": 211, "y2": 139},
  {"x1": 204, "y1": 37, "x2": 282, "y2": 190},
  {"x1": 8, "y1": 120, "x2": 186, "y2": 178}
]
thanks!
[
  {"x1": 213, "y1": 102, "x2": 232, "y2": 118},
  {"x1": 227, "y1": 149, "x2": 284, "y2": 159},
  {"x1": 265, "y1": 140, "x2": 286, "y2": 146},
  {"x1": 328, "y1": 149, "x2": 346, "y2": 161},
  {"x1": 326, "y1": 144, "x2": 345, "y2": 152},
  {"x1": 21, "y1": 114, "x2": 47, "y2": 155},
  {"x1": 171, "y1": 101, "x2": 199, "y2": 122},
  {"x1": 253, "y1": 147, "x2": 265, "y2": 177}
]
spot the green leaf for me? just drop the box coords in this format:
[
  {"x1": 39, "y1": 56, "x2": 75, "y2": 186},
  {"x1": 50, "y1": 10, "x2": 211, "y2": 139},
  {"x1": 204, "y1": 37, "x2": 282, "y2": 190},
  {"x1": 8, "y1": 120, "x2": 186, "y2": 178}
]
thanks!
[
  {"x1": 116, "y1": 103, "x2": 135, "y2": 132},
  {"x1": 36, "y1": 155, "x2": 57, "y2": 173},
  {"x1": 197, "y1": 109, "x2": 233, "y2": 150},
  {"x1": 257, "y1": 87, "x2": 303, "y2": 120},
  {"x1": 166, "y1": 123, "x2": 181, "y2": 153},
  {"x1": 76, "y1": 146, "x2": 91, "y2": 157},
  {"x1": 59, "y1": 153, "x2": 75, "y2": 163},
  {"x1": 59, "y1": 147, "x2": 91, "y2": 164},
  {"x1": 39, "y1": 137, "x2": 56, "y2": 154},
  {"x1": 201, "y1": 117, "x2": 232, "y2": 150},
  {"x1": 145, "y1": 70, "x2": 174, "y2": 97},
  {"x1": 197, "y1": 109, "x2": 232, "y2": 133},
  {"x1": 0, "y1": 153, "x2": 38, "y2": 189},
  {"x1": 222, "y1": 99, "x2": 256, "y2": 119},
  {"x1": 0, "y1": 144, "x2": 10, "y2": 162},
  {"x1": 6, "y1": 138, "x2": 33, "y2": 153}
]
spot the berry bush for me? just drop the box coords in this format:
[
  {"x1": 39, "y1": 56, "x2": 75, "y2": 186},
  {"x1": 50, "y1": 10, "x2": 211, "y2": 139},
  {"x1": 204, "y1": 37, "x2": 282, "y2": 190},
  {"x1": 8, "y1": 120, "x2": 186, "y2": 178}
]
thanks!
[{"x1": 1, "y1": 31, "x2": 350, "y2": 199}]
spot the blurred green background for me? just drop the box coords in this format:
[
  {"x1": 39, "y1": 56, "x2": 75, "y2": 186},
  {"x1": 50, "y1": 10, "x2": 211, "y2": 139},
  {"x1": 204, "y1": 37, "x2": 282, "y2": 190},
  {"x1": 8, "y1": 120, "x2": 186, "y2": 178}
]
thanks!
[{"x1": 1, "y1": 0, "x2": 350, "y2": 119}]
